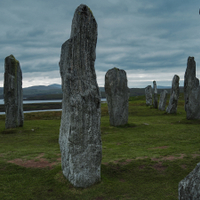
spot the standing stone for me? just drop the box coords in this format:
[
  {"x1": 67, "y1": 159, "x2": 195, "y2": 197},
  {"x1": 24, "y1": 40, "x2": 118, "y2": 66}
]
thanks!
[
  {"x1": 178, "y1": 162, "x2": 200, "y2": 199},
  {"x1": 166, "y1": 75, "x2": 179, "y2": 114},
  {"x1": 184, "y1": 57, "x2": 200, "y2": 119},
  {"x1": 158, "y1": 90, "x2": 168, "y2": 111},
  {"x1": 59, "y1": 4, "x2": 101, "y2": 188},
  {"x1": 105, "y1": 68, "x2": 129, "y2": 126},
  {"x1": 145, "y1": 85, "x2": 152, "y2": 106},
  {"x1": 153, "y1": 81, "x2": 158, "y2": 108},
  {"x1": 4, "y1": 55, "x2": 23, "y2": 129}
]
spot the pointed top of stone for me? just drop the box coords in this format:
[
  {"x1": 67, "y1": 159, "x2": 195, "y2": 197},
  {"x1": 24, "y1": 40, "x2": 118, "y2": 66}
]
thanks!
[
  {"x1": 5, "y1": 54, "x2": 21, "y2": 76},
  {"x1": 70, "y1": 4, "x2": 97, "y2": 38},
  {"x1": 153, "y1": 80, "x2": 157, "y2": 93},
  {"x1": 5, "y1": 54, "x2": 19, "y2": 63},
  {"x1": 188, "y1": 56, "x2": 195, "y2": 62},
  {"x1": 187, "y1": 56, "x2": 196, "y2": 76}
]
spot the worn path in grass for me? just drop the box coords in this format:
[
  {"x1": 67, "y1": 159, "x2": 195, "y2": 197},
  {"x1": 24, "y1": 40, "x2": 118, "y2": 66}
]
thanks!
[{"x1": 0, "y1": 95, "x2": 200, "y2": 199}]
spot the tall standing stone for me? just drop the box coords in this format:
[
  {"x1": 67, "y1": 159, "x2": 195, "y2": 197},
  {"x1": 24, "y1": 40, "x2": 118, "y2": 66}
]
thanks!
[
  {"x1": 4, "y1": 55, "x2": 23, "y2": 129},
  {"x1": 178, "y1": 162, "x2": 200, "y2": 199},
  {"x1": 59, "y1": 4, "x2": 101, "y2": 188},
  {"x1": 153, "y1": 81, "x2": 158, "y2": 108},
  {"x1": 166, "y1": 75, "x2": 179, "y2": 114},
  {"x1": 105, "y1": 68, "x2": 129, "y2": 126},
  {"x1": 184, "y1": 57, "x2": 200, "y2": 119},
  {"x1": 158, "y1": 90, "x2": 168, "y2": 111},
  {"x1": 145, "y1": 85, "x2": 152, "y2": 106}
]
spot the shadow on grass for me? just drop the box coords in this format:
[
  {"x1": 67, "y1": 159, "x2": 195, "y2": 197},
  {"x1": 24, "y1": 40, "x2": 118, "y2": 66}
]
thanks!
[
  {"x1": 1, "y1": 129, "x2": 18, "y2": 134},
  {"x1": 116, "y1": 123, "x2": 137, "y2": 128},
  {"x1": 174, "y1": 119, "x2": 200, "y2": 125}
]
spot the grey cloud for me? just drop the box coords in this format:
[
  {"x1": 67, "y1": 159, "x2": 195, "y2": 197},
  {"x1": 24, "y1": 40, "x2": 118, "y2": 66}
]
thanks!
[{"x1": 0, "y1": 0, "x2": 200, "y2": 88}]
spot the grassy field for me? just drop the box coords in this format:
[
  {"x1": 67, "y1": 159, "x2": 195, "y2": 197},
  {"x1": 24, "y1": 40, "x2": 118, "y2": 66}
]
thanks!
[
  {"x1": 0, "y1": 102, "x2": 62, "y2": 112},
  {"x1": 0, "y1": 94, "x2": 200, "y2": 199}
]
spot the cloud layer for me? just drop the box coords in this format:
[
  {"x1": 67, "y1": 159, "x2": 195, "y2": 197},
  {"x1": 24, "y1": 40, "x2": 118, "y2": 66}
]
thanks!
[{"x1": 1, "y1": 0, "x2": 200, "y2": 88}]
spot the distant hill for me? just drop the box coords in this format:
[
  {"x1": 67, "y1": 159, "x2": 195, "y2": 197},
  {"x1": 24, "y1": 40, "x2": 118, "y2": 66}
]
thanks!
[
  {"x1": 129, "y1": 87, "x2": 184, "y2": 96},
  {"x1": 157, "y1": 86, "x2": 171, "y2": 89},
  {"x1": 0, "y1": 84, "x2": 184, "y2": 100},
  {"x1": 23, "y1": 84, "x2": 62, "y2": 99}
]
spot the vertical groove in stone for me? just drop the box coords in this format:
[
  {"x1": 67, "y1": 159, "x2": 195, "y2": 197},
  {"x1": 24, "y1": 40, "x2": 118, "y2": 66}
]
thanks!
[{"x1": 59, "y1": 4, "x2": 101, "y2": 188}]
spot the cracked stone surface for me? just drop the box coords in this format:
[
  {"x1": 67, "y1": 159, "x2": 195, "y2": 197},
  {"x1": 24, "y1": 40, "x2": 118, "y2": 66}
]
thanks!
[
  {"x1": 153, "y1": 81, "x2": 158, "y2": 108},
  {"x1": 145, "y1": 85, "x2": 152, "y2": 106},
  {"x1": 158, "y1": 90, "x2": 168, "y2": 111},
  {"x1": 4, "y1": 55, "x2": 23, "y2": 129},
  {"x1": 105, "y1": 67, "x2": 129, "y2": 126},
  {"x1": 166, "y1": 75, "x2": 179, "y2": 114},
  {"x1": 179, "y1": 162, "x2": 200, "y2": 199},
  {"x1": 59, "y1": 4, "x2": 101, "y2": 188},
  {"x1": 184, "y1": 57, "x2": 200, "y2": 119}
]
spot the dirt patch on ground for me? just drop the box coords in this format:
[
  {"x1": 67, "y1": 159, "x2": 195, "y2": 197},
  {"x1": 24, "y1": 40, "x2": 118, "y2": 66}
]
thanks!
[
  {"x1": 8, "y1": 158, "x2": 58, "y2": 169},
  {"x1": 148, "y1": 146, "x2": 169, "y2": 150},
  {"x1": 152, "y1": 162, "x2": 167, "y2": 172},
  {"x1": 139, "y1": 162, "x2": 167, "y2": 172},
  {"x1": 192, "y1": 154, "x2": 200, "y2": 158},
  {"x1": 103, "y1": 154, "x2": 185, "y2": 166},
  {"x1": 181, "y1": 165, "x2": 187, "y2": 169},
  {"x1": 136, "y1": 156, "x2": 148, "y2": 160},
  {"x1": 139, "y1": 165, "x2": 146, "y2": 169},
  {"x1": 94, "y1": 197, "x2": 104, "y2": 200},
  {"x1": 151, "y1": 154, "x2": 185, "y2": 161},
  {"x1": 8, "y1": 153, "x2": 61, "y2": 169}
]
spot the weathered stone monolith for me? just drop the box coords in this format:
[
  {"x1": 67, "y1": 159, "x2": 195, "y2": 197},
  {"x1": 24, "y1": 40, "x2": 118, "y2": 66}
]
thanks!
[
  {"x1": 153, "y1": 81, "x2": 158, "y2": 108},
  {"x1": 158, "y1": 90, "x2": 168, "y2": 111},
  {"x1": 166, "y1": 75, "x2": 179, "y2": 114},
  {"x1": 178, "y1": 162, "x2": 200, "y2": 199},
  {"x1": 105, "y1": 68, "x2": 129, "y2": 126},
  {"x1": 184, "y1": 57, "x2": 200, "y2": 119},
  {"x1": 59, "y1": 4, "x2": 101, "y2": 188},
  {"x1": 145, "y1": 85, "x2": 152, "y2": 106},
  {"x1": 4, "y1": 55, "x2": 23, "y2": 129}
]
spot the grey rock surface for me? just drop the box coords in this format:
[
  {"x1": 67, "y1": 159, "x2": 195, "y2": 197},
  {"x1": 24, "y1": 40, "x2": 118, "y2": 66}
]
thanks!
[
  {"x1": 105, "y1": 68, "x2": 129, "y2": 126},
  {"x1": 59, "y1": 4, "x2": 101, "y2": 188},
  {"x1": 166, "y1": 75, "x2": 179, "y2": 114},
  {"x1": 178, "y1": 162, "x2": 200, "y2": 199},
  {"x1": 184, "y1": 57, "x2": 200, "y2": 119},
  {"x1": 153, "y1": 81, "x2": 158, "y2": 108},
  {"x1": 145, "y1": 85, "x2": 152, "y2": 106},
  {"x1": 4, "y1": 55, "x2": 23, "y2": 129},
  {"x1": 158, "y1": 90, "x2": 168, "y2": 111}
]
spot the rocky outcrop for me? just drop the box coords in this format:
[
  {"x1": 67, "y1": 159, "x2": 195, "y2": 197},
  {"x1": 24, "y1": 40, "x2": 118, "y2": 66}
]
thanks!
[
  {"x1": 153, "y1": 81, "x2": 158, "y2": 108},
  {"x1": 59, "y1": 5, "x2": 101, "y2": 188},
  {"x1": 178, "y1": 162, "x2": 200, "y2": 199},
  {"x1": 158, "y1": 90, "x2": 168, "y2": 111},
  {"x1": 145, "y1": 85, "x2": 152, "y2": 106},
  {"x1": 184, "y1": 57, "x2": 200, "y2": 119},
  {"x1": 166, "y1": 75, "x2": 179, "y2": 114},
  {"x1": 105, "y1": 68, "x2": 129, "y2": 126},
  {"x1": 4, "y1": 55, "x2": 23, "y2": 129}
]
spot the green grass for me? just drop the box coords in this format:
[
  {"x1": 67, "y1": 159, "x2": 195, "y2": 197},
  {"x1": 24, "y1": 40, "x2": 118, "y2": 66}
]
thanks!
[{"x1": 0, "y1": 96, "x2": 200, "y2": 199}]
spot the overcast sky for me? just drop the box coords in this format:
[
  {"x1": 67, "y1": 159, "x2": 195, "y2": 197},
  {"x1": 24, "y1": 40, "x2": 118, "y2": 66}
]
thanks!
[{"x1": 0, "y1": 0, "x2": 200, "y2": 88}]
